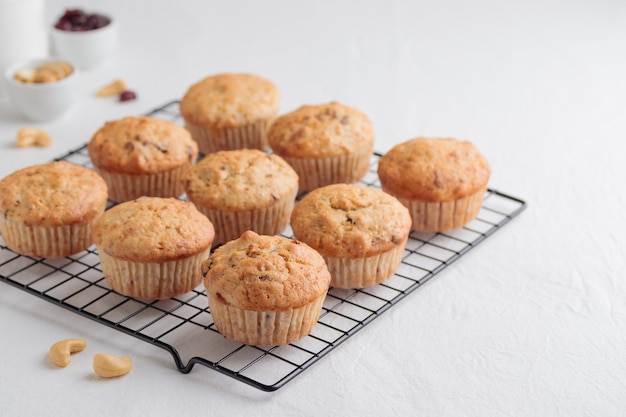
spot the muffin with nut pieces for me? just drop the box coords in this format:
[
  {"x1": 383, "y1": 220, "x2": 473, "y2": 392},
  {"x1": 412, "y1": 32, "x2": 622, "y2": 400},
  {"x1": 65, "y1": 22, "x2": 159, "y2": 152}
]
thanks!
[
  {"x1": 92, "y1": 197, "x2": 215, "y2": 300},
  {"x1": 202, "y1": 231, "x2": 331, "y2": 346},
  {"x1": 183, "y1": 149, "x2": 298, "y2": 246},
  {"x1": 87, "y1": 116, "x2": 198, "y2": 202},
  {"x1": 0, "y1": 161, "x2": 108, "y2": 258},
  {"x1": 377, "y1": 137, "x2": 491, "y2": 232},
  {"x1": 179, "y1": 73, "x2": 280, "y2": 153},
  {"x1": 290, "y1": 183, "x2": 411, "y2": 288},
  {"x1": 267, "y1": 101, "x2": 374, "y2": 192}
]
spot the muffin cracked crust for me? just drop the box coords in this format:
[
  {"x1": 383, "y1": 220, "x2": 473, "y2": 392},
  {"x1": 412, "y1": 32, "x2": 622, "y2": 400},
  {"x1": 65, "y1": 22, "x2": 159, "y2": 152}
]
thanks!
[
  {"x1": 290, "y1": 184, "x2": 411, "y2": 288},
  {"x1": 180, "y1": 73, "x2": 280, "y2": 152},
  {"x1": 185, "y1": 149, "x2": 297, "y2": 211},
  {"x1": 268, "y1": 102, "x2": 374, "y2": 158},
  {"x1": 202, "y1": 231, "x2": 330, "y2": 345},
  {"x1": 87, "y1": 116, "x2": 198, "y2": 202},
  {"x1": 88, "y1": 116, "x2": 197, "y2": 174},
  {"x1": 378, "y1": 137, "x2": 491, "y2": 232},
  {"x1": 267, "y1": 101, "x2": 374, "y2": 191},
  {"x1": 92, "y1": 197, "x2": 215, "y2": 299},
  {"x1": 180, "y1": 73, "x2": 279, "y2": 129},
  {"x1": 184, "y1": 149, "x2": 298, "y2": 245},
  {"x1": 0, "y1": 161, "x2": 108, "y2": 258}
]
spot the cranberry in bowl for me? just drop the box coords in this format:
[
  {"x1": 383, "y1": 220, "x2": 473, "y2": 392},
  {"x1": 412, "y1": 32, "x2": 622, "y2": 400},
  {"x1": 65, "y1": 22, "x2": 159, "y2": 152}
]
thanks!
[{"x1": 50, "y1": 9, "x2": 117, "y2": 70}]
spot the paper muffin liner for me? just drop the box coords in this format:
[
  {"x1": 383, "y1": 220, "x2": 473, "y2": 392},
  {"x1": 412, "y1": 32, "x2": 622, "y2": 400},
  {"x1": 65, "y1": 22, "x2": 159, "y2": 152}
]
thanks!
[
  {"x1": 0, "y1": 217, "x2": 97, "y2": 258},
  {"x1": 192, "y1": 188, "x2": 297, "y2": 245},
  {"x1": 388, "y1": 187, "x2": 487, "y2": 232},
  {"x1": 96, "y1": 246, "x2": 211, "y2": 300},
  {"x1": 207, "y1": 293, "x2": 326, "y2": 346},
  {"x1": 324, "y1": 236, "x2": 408, "y2": 289},
  {"x1": 281, "y1": 147, "x2": 372, "y2": 192},
  {"x1": 184, "y1": 120, "x2": 271, "y2": 154},
  {"x1": 93, "y1": 164, "x2": 190, "y2": 203}
]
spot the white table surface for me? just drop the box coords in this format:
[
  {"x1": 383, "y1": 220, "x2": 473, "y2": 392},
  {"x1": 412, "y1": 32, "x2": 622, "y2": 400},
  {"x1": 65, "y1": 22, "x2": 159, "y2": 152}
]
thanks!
[{"x1": 1, "y1": 0, "x2": 625, "y2": 415}]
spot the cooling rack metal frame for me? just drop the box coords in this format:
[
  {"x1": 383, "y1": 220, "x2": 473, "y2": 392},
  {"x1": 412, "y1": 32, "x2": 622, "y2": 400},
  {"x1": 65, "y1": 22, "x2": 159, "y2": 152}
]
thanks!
[{"x1": 0, "y1": 100, "x2": 527, "y2": 392}]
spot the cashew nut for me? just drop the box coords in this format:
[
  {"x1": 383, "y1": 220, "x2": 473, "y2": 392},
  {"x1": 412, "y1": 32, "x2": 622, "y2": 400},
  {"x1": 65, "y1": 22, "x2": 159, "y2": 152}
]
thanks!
[
  {"x1": 97, "y1": 79, "x2": 128, "y2": 97},
  {"x1": 16, "y1": 127, "x2": 51, "y2": 148},
  {"x1": 92, "y1": 353, "x2": 133, "y2": 378},
  {"x1": 13, "y1": 61, "x2": 72, "y2": 84},
  {"x1": 48, "y1": 338, "x2": 87, "y2": 367},
  {"x1": 13, "y1": 68, "x2": 36, "y2": 83}
]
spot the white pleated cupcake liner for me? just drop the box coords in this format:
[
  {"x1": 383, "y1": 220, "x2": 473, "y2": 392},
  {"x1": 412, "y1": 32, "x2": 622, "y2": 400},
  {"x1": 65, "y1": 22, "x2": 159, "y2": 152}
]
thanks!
[
  {"x1": 281, "y1": 148, "x2": 371, "y2": 192},
  {"x1": 386, "y1": 187, "x2": 487, "y2": 232},
  {"x1": 96, "y1": 246, "x2": 212, "y2": 300},
  {"x1": 94, "y1": 165, "x2": 190, "y2": 203},
  {"x1": 324, "y1": 236, "x2": 408, "y2": 289},
  {"x1": 0, "y1": 218, "x2": 96, "y2": 258},
  {"x1": 207, "y1": 293, "x2": 326, "y2": 346},
  {"x1": 194, "y1": 189, "x2": 297, "y2": 245},
  {"x1": 184, "y1": 120, "x2": 270, "y2": 154}
]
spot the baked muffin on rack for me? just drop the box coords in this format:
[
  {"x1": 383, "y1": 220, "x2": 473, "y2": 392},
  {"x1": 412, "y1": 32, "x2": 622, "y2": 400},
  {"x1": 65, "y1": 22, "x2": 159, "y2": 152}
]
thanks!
[
  {"x1": 377, "y1": 137, "x2": 491, "y2": 232},
  {"x1": 92, "y1": 197, "x2": 215, "y2": 300},
  {"x1": 267, "y1": 101, "x2": 374, "y2": 192},
  {"x1": 290, "y1": 183, "x2": 411, "y2": 288},
  {"x1": 183, "y1": 149, "x2": 298, "y2": 246},
  {"x1": 202, "y1": 231, "x2": 331, "y2": 346},
  {"x1": 179, "y1": 73, "x2": 280, "y2": 153},
  {"x1": 0, "y1": 161, "x2": 108, "y2": 258},
  {"x1": 87, "y1": 116, "x2": 198, "y2": 202}
]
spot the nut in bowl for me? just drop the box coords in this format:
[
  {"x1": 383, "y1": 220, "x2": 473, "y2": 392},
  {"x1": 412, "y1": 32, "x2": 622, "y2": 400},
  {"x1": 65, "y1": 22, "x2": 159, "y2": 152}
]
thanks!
[
  {"x1": 3, "y1": 58, "x2": 79, "y2": 122},
  {"x1": 50, "y1": 9, "x2": 117, "y2": 70}
]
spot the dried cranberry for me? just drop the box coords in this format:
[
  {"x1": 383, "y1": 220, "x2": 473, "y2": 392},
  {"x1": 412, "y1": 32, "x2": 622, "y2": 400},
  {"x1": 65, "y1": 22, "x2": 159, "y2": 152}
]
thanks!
[
  {"x1": 54, "y1": 20, "x2": 73, "y2": 31},
  {"x1": 54, "y1": 8, "x2": 111, "y2": 31},
  {"x1": 87, "y1": 14, "x2": 109, "y2": 29},
  {"x1": 119, "y1": 91, "x2": 137, "y2": 102}
]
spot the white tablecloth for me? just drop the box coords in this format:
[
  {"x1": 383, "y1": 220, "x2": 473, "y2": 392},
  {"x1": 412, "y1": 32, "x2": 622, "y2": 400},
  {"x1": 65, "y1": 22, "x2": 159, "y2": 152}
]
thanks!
[{"x1": 1, "y1": 1, "x2": 625, "y2": 416}]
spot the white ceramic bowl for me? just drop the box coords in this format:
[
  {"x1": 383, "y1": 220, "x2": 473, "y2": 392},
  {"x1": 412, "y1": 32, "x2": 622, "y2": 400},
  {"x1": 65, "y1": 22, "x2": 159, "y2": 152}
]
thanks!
[
  {"x1": 50, "y1": 17, "x2": 117, "y2": 70},
  {"x1": 3, "y1": 58, "x2": 79, "y2": 122}
]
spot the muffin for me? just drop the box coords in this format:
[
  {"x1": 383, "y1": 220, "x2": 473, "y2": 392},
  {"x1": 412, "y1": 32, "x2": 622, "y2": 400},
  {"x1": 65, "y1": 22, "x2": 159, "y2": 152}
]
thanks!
[
  {"x1": 201, "y1": 231, "x2": 331, "y2": 346},
  {"x1": 183, "y1": 149, "x2": 299, "y2": 246},
  {"x1": 0, "y1": 161, "x2": 108, "y2": 258},
  {"x1": 290, "y1": 184, "x2": 411, "y2": 288},
  {"x1": 91, "y1": 197, "x2": 215, "y2": 300},
  {"x1": 179, "y1": 73, "x2": 280, "y2": 153},
  {"x1": 267, "y1": 101, "x2": 375, "y2": 192},
  {"x1": 87, "y1": 116, "x2": 199, "y2": 202},
  {"x1": 377, "y1": 137, "x2": 491, "y2": 232}
]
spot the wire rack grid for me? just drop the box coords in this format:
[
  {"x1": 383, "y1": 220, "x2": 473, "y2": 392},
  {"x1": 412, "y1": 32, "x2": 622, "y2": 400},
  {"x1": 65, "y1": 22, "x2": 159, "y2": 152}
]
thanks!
[{"x1": 0, "y1": 100, "x2": 526, "y2": 391}]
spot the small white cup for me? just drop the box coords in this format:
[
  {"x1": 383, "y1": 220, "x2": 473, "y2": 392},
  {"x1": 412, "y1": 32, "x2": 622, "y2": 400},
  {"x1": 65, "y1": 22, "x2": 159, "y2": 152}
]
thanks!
[
  {"x1": 50, "y1": 18, "x2": 117, "y2": 71},
  {"x1": 4, "y1": 58, "x2": 79, "y2": 122}
]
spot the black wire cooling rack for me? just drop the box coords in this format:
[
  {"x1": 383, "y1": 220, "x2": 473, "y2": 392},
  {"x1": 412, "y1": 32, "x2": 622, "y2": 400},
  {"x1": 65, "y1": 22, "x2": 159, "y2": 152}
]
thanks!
[{"x1": 0, "y1": 100, "x2": 526, "y2": 391}]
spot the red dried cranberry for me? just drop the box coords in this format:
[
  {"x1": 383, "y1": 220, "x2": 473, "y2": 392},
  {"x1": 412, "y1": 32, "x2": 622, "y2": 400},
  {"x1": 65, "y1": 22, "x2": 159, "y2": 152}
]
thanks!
[
  {"x1": 54, "y1": 8, "x2": 111, "y2": 31},
  {"x1": 119, "y1": 91, "x2": 137, "y2": 102},
  {"x1": 54, "y1": 20, "x2": 73, "y2": 31}
]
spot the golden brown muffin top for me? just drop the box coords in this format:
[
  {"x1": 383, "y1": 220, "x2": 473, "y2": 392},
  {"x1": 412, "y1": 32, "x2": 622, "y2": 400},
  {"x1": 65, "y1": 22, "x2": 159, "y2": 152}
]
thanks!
[
  {"x1": 87, "y1": 116, "x2": 198, "y2": 175},
  {"x1": 179, "y1": 73, "x2": 280, "y2": 129},
  {"x1": 290, "y1": 184, "x2": 411, "y2": 258},
  {"x1": 184, "y1": 149, "x2": 299, "y2": 211},
  {"x1": 91, "y1": 196, "x2": 215, "y2": 263},
  {"x1": 377, "y1": 137, "x2": 491, "y2": 202},
  {"x1": 0, "y1": 161, "x2": 108, "y2": 227},
  {"x1": 202, "y1": 231, "x2": 330, "y2": 311},
  {"x1": 267, "y1": 102, "x2": 375, "y2": 158}
]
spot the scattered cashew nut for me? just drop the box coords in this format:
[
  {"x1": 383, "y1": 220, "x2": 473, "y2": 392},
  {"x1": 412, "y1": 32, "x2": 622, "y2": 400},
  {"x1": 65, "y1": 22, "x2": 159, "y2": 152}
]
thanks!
[
  {"x1": 16, "y1": 127, "x2": 52, "y2": 148},
  {"x1": 93, "y1": 353, "x2": 133, "y2": 378},
  {"x1": 97, "y1": 79, "x2": 127, "y2": 97},
  {"x1": 48, "y1": 338, "x2": 87, "y2": 367}
]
